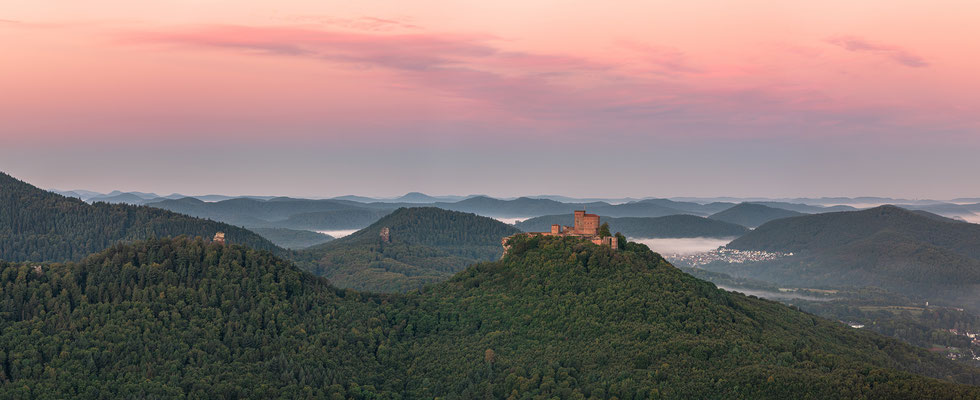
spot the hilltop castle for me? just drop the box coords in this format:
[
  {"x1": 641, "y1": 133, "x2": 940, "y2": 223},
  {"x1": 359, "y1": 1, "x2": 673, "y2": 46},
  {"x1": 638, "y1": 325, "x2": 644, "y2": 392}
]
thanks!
[{"x1": 502, "y1": 210, "x2": 618, "y2": 252}]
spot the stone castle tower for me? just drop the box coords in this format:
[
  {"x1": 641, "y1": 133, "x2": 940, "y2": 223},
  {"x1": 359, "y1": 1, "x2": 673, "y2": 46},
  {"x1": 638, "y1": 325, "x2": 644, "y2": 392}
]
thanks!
[{"x1": 502, "y1": 210, "x2": 617, "y2": 254}]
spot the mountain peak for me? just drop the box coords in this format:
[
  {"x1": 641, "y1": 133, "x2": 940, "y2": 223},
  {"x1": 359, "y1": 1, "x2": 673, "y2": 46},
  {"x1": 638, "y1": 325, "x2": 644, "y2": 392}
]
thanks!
[{"x1": 396, "y1": 192, "x2": 437, "y2": 202}]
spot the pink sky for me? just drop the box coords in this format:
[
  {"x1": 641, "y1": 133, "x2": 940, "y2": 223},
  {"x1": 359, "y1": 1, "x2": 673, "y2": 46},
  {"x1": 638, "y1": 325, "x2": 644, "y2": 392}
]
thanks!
[{"x1": 1, "y1": 1, "x2": 978, "y2": 197}]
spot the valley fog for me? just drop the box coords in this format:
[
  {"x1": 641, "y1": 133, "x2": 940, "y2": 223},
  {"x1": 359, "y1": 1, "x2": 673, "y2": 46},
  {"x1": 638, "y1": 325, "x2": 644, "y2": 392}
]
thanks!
[
  {"x1": 716, "y1": 285, "x2": 835, "y2": 302},
  {"x1": 316, "y1": 229, "x2": 358, "y2": 238},
  {"x1": 493, "y1": 217, "x2": 526, "y2": 225},
  {"x1": 629, "y1": 237, "x2": 733, "y2": 255}
]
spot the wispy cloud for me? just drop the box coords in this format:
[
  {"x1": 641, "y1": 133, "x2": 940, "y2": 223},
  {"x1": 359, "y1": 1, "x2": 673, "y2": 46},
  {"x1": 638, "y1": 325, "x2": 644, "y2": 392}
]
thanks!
[
  {"x1": 114, "y1": 24, "x2": 941, "y2": 138},
  {"x1": 126, "y1": 25, "x2": 496, "y2": 70},
  {"x1": 278, "y1": 16, "x2": 421, "y2": 32},
  {"x1": 619, "y1": 41, "x2": 703, "y2": 75},
  {"x1": 826, "y1": 35, "x2": 929, "y2": 68}
]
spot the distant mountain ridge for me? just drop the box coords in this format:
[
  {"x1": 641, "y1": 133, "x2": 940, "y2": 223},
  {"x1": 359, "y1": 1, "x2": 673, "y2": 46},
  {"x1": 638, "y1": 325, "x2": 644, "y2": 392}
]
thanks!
[
  {"x1": 50, "y1": 186, "x2": 980, "y2": 232},
  {"x1": 148, "y1": 196, "x2": 393, "y2": 230},
  {"x1": 709, "y1": 203, "x2": 805, "y2": 228}
]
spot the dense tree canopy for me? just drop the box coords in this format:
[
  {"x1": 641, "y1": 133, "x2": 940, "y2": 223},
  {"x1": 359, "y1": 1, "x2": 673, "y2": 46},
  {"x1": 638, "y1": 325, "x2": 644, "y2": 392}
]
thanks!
[{"x1": 2, "y1": 236, "x2": 979, "y2": 398}]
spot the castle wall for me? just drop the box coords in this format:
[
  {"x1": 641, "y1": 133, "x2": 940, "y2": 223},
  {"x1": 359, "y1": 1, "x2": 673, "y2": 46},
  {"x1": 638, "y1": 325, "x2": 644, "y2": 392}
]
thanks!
[
  {"x1": 580, "y1": 214, "x2": 599, "y2": 235},
  {"x1": 503, "y1": 211, "x2": 616, "y2": 253}
]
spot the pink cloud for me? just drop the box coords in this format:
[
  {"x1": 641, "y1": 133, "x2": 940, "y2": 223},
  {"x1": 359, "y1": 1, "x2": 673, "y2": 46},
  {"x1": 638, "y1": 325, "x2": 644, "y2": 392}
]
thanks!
[
  {"x1": 826, "y1": 35, "x2": 929, "y2": 68},
  {"x1": 120, "y1": 24, "x2": 831, "y2": 127},
  {"x1": 618, "y1": 41, "x2": 703, "y2": 75},
  {"x1": 126, "y1": 25, "x2": 496, "y2": 70},
  {"x1": 8, "y1": 22, "x2": 964, "y2": 146},
  {"x1": 280, "y1": 16, "x2": 422, "y2": 32}
]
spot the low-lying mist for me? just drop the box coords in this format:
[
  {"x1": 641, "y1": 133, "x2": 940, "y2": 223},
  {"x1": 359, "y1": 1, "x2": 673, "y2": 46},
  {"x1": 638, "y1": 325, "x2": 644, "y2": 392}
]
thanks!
[
  {"x1": 316, "y1": 229, "x2": 359, "y2": 238},
  {"x1": 716, "y1": 285, "x2": 835, "y2": 302},
  {"x1": 957, "y1": 213, "x2": 980, "y2": 224},
  {"x1": 492, "y1": 217, "x2": 526, "y2": 225},
  {"x1": 628, "y1": 237, "x2": 733, "y2": 255}
]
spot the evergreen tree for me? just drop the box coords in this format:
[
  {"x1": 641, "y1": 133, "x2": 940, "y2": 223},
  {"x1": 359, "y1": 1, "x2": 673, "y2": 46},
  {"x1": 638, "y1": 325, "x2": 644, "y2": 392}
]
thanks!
[{"x1": 598, "y1": 222, "x2": 611, "y2": 237}]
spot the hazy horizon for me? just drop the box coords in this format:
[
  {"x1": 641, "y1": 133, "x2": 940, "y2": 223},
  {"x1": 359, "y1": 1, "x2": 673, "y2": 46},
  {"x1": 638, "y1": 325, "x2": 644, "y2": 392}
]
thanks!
[{"x1": 32, "y1": 181, "x2": 980, "y2": 204}]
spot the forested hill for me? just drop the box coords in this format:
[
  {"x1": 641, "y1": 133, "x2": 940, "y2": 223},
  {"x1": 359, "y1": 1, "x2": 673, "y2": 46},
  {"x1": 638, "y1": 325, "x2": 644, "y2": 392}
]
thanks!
[
  {"x1": 728, "y1": 205, "x2": 980, "y2": 257},
  {"x1": 0, "y1": 172, "x2": 281, "y2": 262},
  {"x1": 708, "y1": 202, "x2": 805, "y2": 228},
  {"x1": 298, "y1": 207, "x2": 520, "y2": 292},
  {"x1": 2, "y1": 236, "x2": 979, "y2": 398},
  {"x1": 335, "y1": 207, "x2": 517, "y2": 249},
  {"x1": 516, "y1": 214, "x2": 749, "y2": 238},
  {"x1": 404, "y1": 235, "x2": 980, "y2": 397},
  {"x1": 718, "y1": 206, "x2": 980, "y2": 310}
]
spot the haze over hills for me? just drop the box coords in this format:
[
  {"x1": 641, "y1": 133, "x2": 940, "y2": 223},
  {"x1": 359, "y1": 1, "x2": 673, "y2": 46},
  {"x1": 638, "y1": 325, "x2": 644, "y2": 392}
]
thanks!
[
  {"x1": 148, "y1": 196, "x2": 394, "y2": 231},
  {"x1": 330, "y1": 193, "x2": 472, "y2": 203},
  {"x1": 51, "y1": 188, "x2": 277, "y2": 204},
  {"x1": 720, "y1": 206, "x2": 980, "y2": 310},
  {"x1": 55, "y1": 187, "x2": 980, "y2": 212},
  {"x1": 515, "y1": 214, "x2": 749, "y2": 238},
  {"x1": 297, "y1": 207, "x2": 519, "y2": 292},
  {"x1": 630, "y1": 198, "x2": 736, "y2": 215},
  {"x1": 708, "y1": 203, "x2": 805, "y2": 228},
  {"x1": 0, "y1": 172, "x2": 281, "y2": 262},
  {"x1": 2, "y1": 236, "x2": 978, "y2": 397},
  {"x1": 56, "y1": 185, "x2": 980, "y2": 229},
  {"x1": 435, "y1": 196, "x2": 608, "y2": 217}
]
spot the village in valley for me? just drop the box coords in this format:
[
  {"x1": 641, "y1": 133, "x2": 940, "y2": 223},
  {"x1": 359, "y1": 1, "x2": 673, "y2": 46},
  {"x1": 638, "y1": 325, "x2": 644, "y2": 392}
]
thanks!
[{"x1": 667, "y1": 247, "x2": 793, "y2": 268}]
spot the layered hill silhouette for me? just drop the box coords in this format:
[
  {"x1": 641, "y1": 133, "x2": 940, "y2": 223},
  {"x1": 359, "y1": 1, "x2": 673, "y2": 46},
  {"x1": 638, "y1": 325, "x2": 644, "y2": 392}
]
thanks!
[
  {"x1": 434, "y1": 197, "x2": 732, "y2": 218},
  {"x1": 721, "y1": 206, "x2": 980, "y2": 309},
  {"x1": 2, "y1": 236, "x2": 978, "y2": 397},
  {"x1": 148, "y1": 196, "x2": 392, "y2": 230},
  {"x1": 0, "y1": 172, "x2": 279, "y2": 262},
  {"x1": 144, "y1": 193, "x2": 861, "y2": 237},
  {"x1": 708, "y1": 203, "x2": 805, "y2": 228},
  {"x1": 298, "y1": 207, "x2": 519, "y2": 292},
  {"x1": 516, "y1": 214, "x2": 749, "y2": 238}
]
